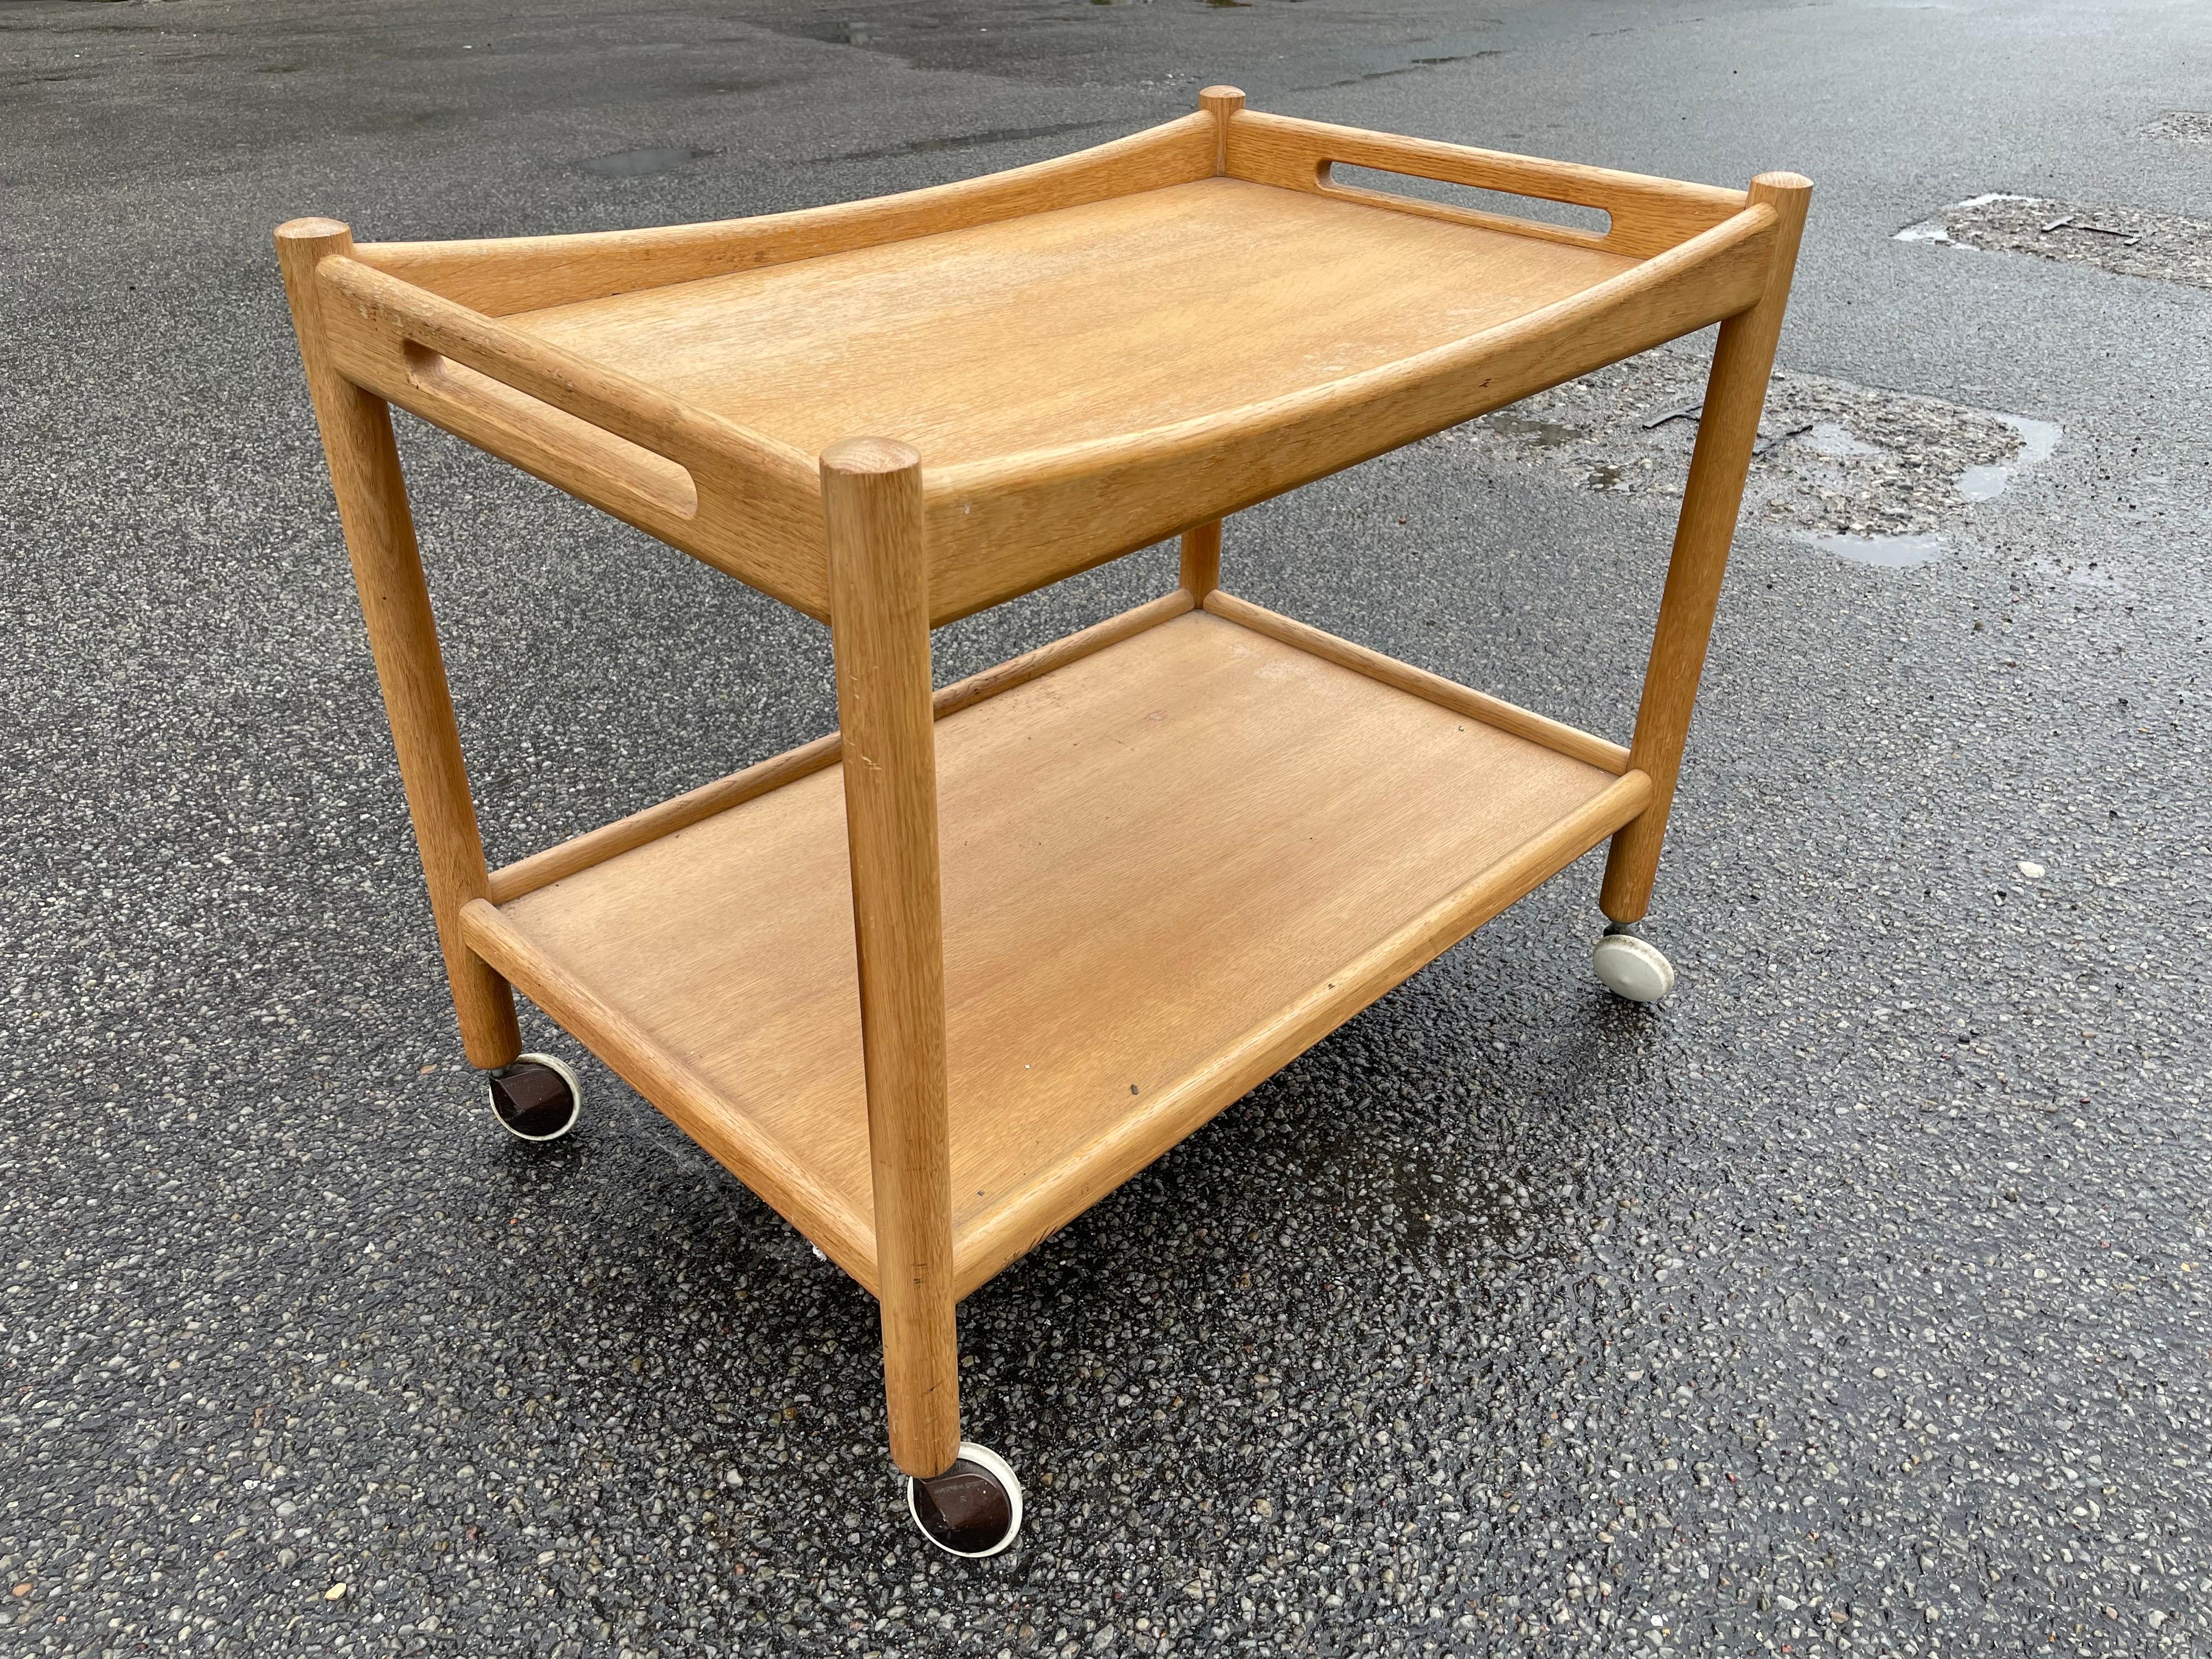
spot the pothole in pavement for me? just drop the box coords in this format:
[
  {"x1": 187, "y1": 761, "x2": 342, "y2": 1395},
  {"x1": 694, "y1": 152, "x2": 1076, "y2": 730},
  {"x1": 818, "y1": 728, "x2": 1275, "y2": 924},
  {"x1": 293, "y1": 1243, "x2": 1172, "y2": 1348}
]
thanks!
[
  {"x1": 2140, "y1": 110, "x2": 2212, "y2": 144},
  {"x1": 1896, "y1": 193, "x2": 2212, "y2": 290},
  {"x1": 1435, "y1": 348, "x2": 2059, "y2": 570}
]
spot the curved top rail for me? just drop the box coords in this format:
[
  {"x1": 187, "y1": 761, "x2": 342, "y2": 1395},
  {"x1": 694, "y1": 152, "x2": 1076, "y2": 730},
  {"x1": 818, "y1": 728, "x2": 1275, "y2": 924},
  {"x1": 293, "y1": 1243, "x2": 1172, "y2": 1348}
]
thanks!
[
  {"x1": 349, "y1": 114, "x2": 1216, "y2": 317},
  {"x1": 1224, "y1": 110, "x2": 1749, "y2": 261},
  {"x1": 915, "y1": 200, "x2": 1781, "y2": 624}
]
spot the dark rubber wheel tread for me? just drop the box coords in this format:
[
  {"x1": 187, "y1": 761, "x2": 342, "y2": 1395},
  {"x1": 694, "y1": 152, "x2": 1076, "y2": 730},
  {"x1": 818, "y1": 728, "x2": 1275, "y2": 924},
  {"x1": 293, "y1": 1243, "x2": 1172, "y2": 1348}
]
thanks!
[
  {"x1": 487, "y1": 1054, "x2": 581, "y2": 1142},
  {"x1": 906, "y1": 1442, "x2": 1022, "y2": 1557}
]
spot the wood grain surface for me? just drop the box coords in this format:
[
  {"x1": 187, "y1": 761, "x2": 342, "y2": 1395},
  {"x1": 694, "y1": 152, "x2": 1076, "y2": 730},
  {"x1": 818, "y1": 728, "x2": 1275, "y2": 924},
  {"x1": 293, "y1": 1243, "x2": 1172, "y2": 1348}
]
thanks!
[
  {"x1": 508, "y1": 179, "x2": 1634, "y2": 468},
  {"x1": 493, "y1": 611, "x2": 1631, "y2": 1294}
]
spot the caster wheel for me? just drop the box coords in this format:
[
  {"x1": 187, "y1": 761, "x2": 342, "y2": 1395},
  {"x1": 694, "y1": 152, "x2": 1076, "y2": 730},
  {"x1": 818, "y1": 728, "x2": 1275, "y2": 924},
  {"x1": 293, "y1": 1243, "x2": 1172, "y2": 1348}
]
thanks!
[
  {"x1": 487, "y1": 1053, "x2": 581, "y2": 1142},
  {"x1": 1593, "y1": 930, "x2": 1675, "y2": 1003},
  {"x1": 907, "y1": 1442, "x2": 1023, "y2": 1558}
]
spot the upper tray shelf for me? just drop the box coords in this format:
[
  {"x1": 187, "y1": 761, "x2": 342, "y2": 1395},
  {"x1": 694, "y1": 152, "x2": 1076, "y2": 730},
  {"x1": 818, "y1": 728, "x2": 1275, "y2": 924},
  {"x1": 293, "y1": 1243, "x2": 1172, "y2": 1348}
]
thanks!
[
  {"x1": 501, "y1": 179, "x2": 1636, "y2": 469},
  {"x1": 290, "y1": 90, "x2": 1792, "y2": 624}
]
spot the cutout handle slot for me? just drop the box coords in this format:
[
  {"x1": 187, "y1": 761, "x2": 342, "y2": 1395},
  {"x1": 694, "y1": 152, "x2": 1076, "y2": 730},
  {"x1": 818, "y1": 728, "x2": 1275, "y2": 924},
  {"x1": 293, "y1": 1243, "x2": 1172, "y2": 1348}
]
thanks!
[
  {"x1": 403, "y1": 343, "x2": 699, "y2": 521},
  {"x1": 1320, "y1": 160, "x2": 1614, "y2": 246}
]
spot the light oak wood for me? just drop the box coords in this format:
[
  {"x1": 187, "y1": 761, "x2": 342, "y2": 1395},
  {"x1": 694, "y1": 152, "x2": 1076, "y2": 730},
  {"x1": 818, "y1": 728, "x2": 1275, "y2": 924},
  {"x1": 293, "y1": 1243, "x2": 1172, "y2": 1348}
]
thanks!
[
  {"x1": 352, "y1": 114, "x2": 1217, "y2": 316},
  {"x1": 918, "y1": 198, "x2": 1775, "y2": 623},
  {"x1": 1223, "y1": 109, "x2": 1747, "y2": 260},
  {"x1": 484, "y1": 590, "x2": 1196, "y2": 905},
  {"x1": 1198, "y1": 85, "x2": 1245, "y2": 173},
  {"x1": 275, "y1": 218, "x2": 519, "y2": 1070},
  {"x1": 1601, "y1": 172, "x2": 1813, "y2": 923},
  {"x1": 1202, "y1": 591, "x2": 1629, "y2": 774},
  {"x1": 301, "y1": 108, "x2": 1780, "y2": 628},
  {"x1": 459, "y1": 896, "x2": 877, "y2": 1284},
  {"x1": 494, "y1": 173, "x2": 1767, "y2": 622},
  {"x1": 404, "y1": 346, "x2": 698, "y2": 519},
  {"x1": 954, "y1": 763, "x2": 1649, "y2": 1286},
  {"x1": 313, "y1": 255, "x2": 831, "y2": 618},
  {"x1": 1178, "y1": 520, "x2": 1222, "y2": 602},
  {"x1": 277, "y1": 102, "x2": 1812, "y2": 1489},
  {"x1": 509, "y1": 180, "x2": 1635, "y2": 470},
  {"x1": 929, "y1": 588, "x2": 1193, "y2": 719},
  {"x1": 484, "y1": 611, "x2": 1638, "y2": 1298},
  {"x1": 822, "y1": 438, "x2": 961, "y2": 1480}
]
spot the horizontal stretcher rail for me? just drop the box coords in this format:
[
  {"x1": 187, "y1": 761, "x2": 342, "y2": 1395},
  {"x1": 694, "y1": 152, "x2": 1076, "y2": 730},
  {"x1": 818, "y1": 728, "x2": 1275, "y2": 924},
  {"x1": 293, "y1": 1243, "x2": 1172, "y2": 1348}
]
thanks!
[
  {"x1": 1201, "y1": 591, "x2": 1629, "y2": 773},
  {"x1": 484, "y1": 589, "x2": 1197, "y2": 904}
]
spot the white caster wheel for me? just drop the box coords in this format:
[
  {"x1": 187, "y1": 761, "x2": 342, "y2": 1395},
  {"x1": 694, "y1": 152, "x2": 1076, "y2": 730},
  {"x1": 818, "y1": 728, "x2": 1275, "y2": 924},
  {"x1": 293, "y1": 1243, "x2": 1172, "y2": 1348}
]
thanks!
[
  {"x1": 1593, "y1": 930, "x2": 1674, "y2": 1003},
  {"x1": 907, "y1": 1442, "x2": 1022, "y2": 1558},
  {"x1": 487, "y1": 1052, "x2": 582, "y2": 1141}
]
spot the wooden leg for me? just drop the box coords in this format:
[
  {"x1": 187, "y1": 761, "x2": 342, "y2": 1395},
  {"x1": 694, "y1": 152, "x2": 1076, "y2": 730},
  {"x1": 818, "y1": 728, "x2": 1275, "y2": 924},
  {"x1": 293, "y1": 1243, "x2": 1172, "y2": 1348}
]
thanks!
[
  {"x1": 822, "y1": 437, "x2": 962, "y2": 1480},
  {"x1": 275, "y1": 219, "x2": 521, "y2": 1069},
  {"x1": 1179, "y1": 519, "x2": 1222, "y2": 602},
  {"x1": 1601, "y1": 173, "x2": 1812, "y2": 924}
]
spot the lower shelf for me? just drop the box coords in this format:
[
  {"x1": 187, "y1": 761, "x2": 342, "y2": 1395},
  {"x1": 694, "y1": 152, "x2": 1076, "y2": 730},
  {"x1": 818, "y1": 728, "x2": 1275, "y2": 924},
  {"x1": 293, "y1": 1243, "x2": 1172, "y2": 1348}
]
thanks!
[{"x1": 465, "y1": 603, "x2": 1648, "y2": 1297}]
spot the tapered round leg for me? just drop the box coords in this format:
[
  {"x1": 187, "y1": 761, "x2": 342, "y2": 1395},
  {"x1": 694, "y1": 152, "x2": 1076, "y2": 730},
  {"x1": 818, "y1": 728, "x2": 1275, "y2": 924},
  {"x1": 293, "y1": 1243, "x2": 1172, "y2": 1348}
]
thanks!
[
  {"x1": 486, "y1": 1052, "x2": 582, "y2": 1141},
  {"x1": 907, "y1": 1442, "x2": 1022, "y2": 1558},
  {"x1": 1593, "y1": 927, "x2": 1676, "y2": 1003}
]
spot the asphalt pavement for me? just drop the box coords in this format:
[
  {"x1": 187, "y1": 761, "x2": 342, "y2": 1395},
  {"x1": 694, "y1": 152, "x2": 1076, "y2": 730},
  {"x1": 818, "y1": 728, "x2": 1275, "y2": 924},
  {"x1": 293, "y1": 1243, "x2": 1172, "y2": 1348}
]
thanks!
[{"x1": 3, "y1": 1, "x2": 2209, "y2": 1655}]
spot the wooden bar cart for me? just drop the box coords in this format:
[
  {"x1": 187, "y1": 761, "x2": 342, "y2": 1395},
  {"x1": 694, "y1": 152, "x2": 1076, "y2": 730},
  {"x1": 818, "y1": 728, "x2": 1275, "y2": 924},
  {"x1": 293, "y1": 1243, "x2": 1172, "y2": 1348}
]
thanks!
[{"x1": 276, "y1": 88, "x2": 1807, "y2": 1556}]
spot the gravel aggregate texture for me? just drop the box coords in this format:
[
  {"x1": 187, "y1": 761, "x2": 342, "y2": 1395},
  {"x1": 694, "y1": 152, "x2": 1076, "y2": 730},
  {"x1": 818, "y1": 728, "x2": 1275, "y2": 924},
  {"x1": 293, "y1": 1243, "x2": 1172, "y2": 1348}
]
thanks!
[
  {"x1": 1905, "y1": 195, "x2": 2212, "y2": 293},
  {"x1": 4, "y1": 2, "x2": 2210, "y2": 1656},
  {"x1": 1463, "y1": 351, "x2": 2059, "y2": 554}
]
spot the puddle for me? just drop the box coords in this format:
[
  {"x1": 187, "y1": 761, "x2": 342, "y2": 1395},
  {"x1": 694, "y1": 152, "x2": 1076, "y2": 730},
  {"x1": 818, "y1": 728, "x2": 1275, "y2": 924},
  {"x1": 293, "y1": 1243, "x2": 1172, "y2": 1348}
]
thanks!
[
  {"x1": 1959, "y1": 414, "x2": 2060, "y2": 502},
  {"x1": 1449, "y1": 348, "x2": 2061, "y2": 568},
  {"x1": 579, "y1": 145, "x2": 716, "y2": 179},
  {"x1": 1479, "y1": 412, "x2": 1586, "y2": 448},
  {"x1": 2141, "y1": 110, "x2": 2212, "y2": 144},
  {"x1": 1811, "y1": 531, "x2": 1945, "y2": 570},
  {"x1": 1897, "y1": 193, "x2": 2212, "y2": 290},
  {"x1": 1798, "y1": 421, "x2": 1881, "y2": 459}
]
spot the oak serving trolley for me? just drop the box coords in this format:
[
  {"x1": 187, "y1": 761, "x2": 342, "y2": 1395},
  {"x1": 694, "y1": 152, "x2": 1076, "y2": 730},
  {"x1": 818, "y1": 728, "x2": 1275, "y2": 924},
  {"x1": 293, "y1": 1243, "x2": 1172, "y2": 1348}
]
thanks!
[{"x1": 276, "y1": 88, "x2": 1807, "y2": 1556}]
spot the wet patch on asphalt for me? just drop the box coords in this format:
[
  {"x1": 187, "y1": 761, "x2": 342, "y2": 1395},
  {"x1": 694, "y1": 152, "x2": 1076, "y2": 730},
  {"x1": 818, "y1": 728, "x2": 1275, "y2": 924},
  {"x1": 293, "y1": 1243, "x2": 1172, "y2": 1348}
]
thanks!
[
  {"x1": 818, "y1": 117, "x2": 1119, "y2": 164},
  {"x1": 1897, "y1": 193, "x2": 2212, "y2": 290},
  {"x1": 578, "y1": 145, "x2": 718, "y2": 179},
  {"x1": 1434, "y1": 351, "x2": 2060, "y2": 568}
]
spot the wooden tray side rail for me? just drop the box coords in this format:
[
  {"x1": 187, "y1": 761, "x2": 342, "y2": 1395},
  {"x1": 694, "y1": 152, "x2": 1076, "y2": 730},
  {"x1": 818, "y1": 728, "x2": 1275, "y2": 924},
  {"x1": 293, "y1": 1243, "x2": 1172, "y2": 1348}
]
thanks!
[
  {"x1": 916, "y1": 197, "x2": 1780, "y2": 625},
  {"x1": 309, "y1": 250, "x2": 833, "y2": 619},
  {"x1": 1222, "y1": 107, "x2": 1749, "y2": 259},
  {"x1": 347, "y1": 113, "x2": 1219, "y2": 316}
]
